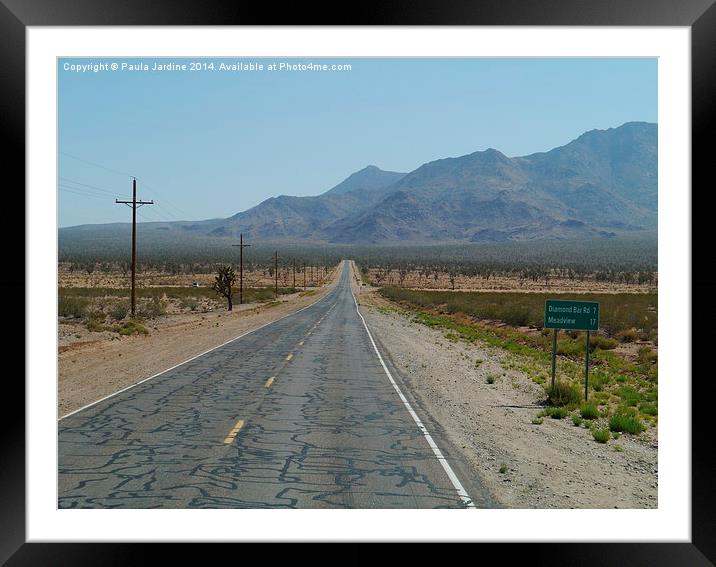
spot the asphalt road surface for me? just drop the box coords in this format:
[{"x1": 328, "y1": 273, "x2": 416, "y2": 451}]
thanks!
[{"x1": 58, "y1": 261, "x2": 494, "y2": 508}]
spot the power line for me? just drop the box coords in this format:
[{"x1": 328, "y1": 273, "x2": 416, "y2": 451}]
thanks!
[
  {"x1": 61, "y1": 151, "x2": 191, "y2": 220},
  {"x1": 59, "y1": 177, "x2": 124, "y2": 198},
  {"x1": 134, "y1": 177, "x2": 191, "y2": 219},
  {"x1": 59, "y1": 186, "x2": 112, "y2": 200},
  {"x1": 60, "y1": 151, "x2": 132, "y2": 178}
]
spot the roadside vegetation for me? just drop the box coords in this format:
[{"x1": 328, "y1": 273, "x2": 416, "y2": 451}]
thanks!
[
  {"x1": 378, "y1": 291, "x2": 658, "y2": 443},
  {"x1": 380, "y1": 287, "x2": 657, "y2": 340},
  {"x1": 58, "y1": 284, "x2": 300, "y2": 337}
]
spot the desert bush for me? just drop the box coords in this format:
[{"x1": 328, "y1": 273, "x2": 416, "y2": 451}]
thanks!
[
  {"x1": 617, "y1": 386, "x2": 642, "y2": 407},
  {"x1": 180, "y1": 297, "x2": 199, "y2": 311},
  {"x1": 138, "y1": 296, "x2": 167, "y2": 319},
  {"x1": 580, "y1": 403, "x2": 600, "y2": 420},
  {"x1": 116, "y1": 320, "x2": 149, "y2": 336},
  {"x1": 546, "y1": 380, "x2": 582, "y2": 407},
  {"x1": 592, "y1": 428, "x2": 610, "y2": 443},
  {"x1": 609, "y1": 412, "x2": 645, "y2": 434},
  {"x1": 109, "y1": 301, "x2": 130, "y2": 320},
  {"x1": 616, "y1": 328, "x2": 640, "y2": 343},
  {"x1": 58, "y1": 296, "x2": 89, "y2": 318},
  {"x1": 639, "y1": 402, "x2": 658, "y2": 416},
  {"x1": 547, "y1": 407, "x2": 568, "y2": 419},
  {"x1": 589, "y1": 335, "x2": 618, "y2": 351},
  {"x1": 637, "y1": 346, "x2": 658, "y2": 364}
]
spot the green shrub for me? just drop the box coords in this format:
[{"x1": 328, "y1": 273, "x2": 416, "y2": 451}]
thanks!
[
  {"x1": 589, "y1": 335, "x2": 618, "y2": 351},
  {"x1": 180, "y1": 297, "x2": 199, "y2": 311},
  {"x1": 617, "y1": 386, "x2": 642, "y2": 407},
  {"x1": 531, "y1": 417, "x2": 544, "y2": 425},
  {"x1": 572, "y1": 414, "x2": 583, "y2": 426},
  {"x1": 616, "y1": 328, "x2": 640, "y2": 343},
  {"x1": 639, "y1": 402, "x2": 658, "y2": 416},
  {"x1": 109, "y1": 301, "x2": 130, "y2": 321},
  {"x1": 58, "y1": 296, "x2": 89, "y2": 318},
  {"x1": 580, "y1": 403, "x2": 600, "y2": 420},
  {"x1": 592, "y1": 429, "x2": 610, "y2": 443},
  {"x1": 86, "y1": 318, "x2": 108, "y2": 332},
  {"x1": 546, "y1": 380, "x2": 582, "y2": 407},
  {"x1": 138, "y1": 296, "x2": 167, "y2": 319},
  {"x1": 541, "y1": 407, "x2": 568, "y2": 419},
  {"x1": 609, "y1": 413, "x2": 645, "y2": 434},
  {"x1": 637, "y1": 346, "x2": 658, "y2": 364},
  {"x1": 486, "y1": 375, "x2": 496, "y2": 384},
  {"x1": 499, "y1": 463, "x2": 508, "y2": 474},
  {"x1": 116, "y1": 320, "x2": 149, "y2": 336}
]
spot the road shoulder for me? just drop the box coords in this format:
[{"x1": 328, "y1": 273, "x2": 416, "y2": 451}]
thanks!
[
  {"x1": 356, "y1": 286, "x2": 657, "y2": 509},
  {"x1": 58, "y1": 268, "x2": 341, "y2": 417}
]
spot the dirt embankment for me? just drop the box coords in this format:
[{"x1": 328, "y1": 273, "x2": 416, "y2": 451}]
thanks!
[
  {"x1": 356, "y1": 283, "x2": 657, "y2": 509},
  {"x1": 58, "y1": 269, "x2": 341, "y2": 418}
]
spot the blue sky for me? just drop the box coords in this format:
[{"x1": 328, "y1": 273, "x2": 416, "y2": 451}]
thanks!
[{"x1": 58, "y1": 58, "x2": 657, "y2": 227}]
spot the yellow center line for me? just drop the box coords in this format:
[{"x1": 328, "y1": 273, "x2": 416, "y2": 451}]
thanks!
[
  {"x1": 286, "y1": 353, "x2": 293, "y2": 361},
  {"x1": 265, "y1": 377, "x2": 275, "y2": 388},
  {"x1": 223, "y1": 419, "x2": 245, "y2": 444}
]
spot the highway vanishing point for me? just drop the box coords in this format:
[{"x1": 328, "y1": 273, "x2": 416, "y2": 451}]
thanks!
[{"x1": 59, "y1": 261, "x2": 494, "y2": 508}]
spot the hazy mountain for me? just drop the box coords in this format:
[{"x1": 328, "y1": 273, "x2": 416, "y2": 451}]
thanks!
[
  {"x1": 325, "y1": 122, "x2": 657, "y2": 243},
  {"x1": 205, "y1": 165, "x2": 407, "y2": 239},
  {"x1": 60, "y1": 122, "x2": 657, "y2": 246},
  {"x1": 323, "y1": 165, "x2": 406, "y2": 196}
]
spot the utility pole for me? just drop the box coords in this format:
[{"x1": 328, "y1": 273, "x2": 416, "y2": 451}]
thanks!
[
  {"x1": 116, "y1": 177, "x2": 153, "y2": 318},
  {"x1": 232, "y1": 233, "x2": 250, "y2": 305},
  {"x1": 274, "y1": 251, "x2": 279, "y2": 299}
]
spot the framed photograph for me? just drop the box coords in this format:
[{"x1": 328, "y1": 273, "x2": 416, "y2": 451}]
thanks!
[{"x1": 6, "y1": 0, "x2": 711, "y2": 561}]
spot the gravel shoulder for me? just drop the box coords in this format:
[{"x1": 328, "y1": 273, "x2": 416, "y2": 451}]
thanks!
[
  {"x1": 355, "y1": 282, "x2": 657, "y2": 509},
  {"x1": 58, "y1": 272, "x2": 340, "y2": 417}
]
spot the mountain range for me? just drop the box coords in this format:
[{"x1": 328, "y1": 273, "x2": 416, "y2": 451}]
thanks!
[{"x1": 61, "y1": 121, "x2": 657, "y2": 245}]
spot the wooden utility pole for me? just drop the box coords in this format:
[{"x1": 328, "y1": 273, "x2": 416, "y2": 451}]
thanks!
[
  {"x1": 274, "y1": 251, "x2": 279, "y2": 299},
  {"x1": 232, "y1": 233, "x2": 250, "y2": 305},
  {"x1": 116, "y1": 178, "x2": 153, "y2": 317}
]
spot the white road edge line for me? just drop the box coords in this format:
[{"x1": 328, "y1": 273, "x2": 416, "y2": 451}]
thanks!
[
  {"x1": 59, "y1": 276, "x2": 339, "y2": 421},
  {"x1": 349, "y1": 266, "x2": 475, "y2": 509}
]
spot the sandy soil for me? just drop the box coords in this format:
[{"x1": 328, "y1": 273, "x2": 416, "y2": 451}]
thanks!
[
  {"x1": 356, "y1": 280, "x2": 657, "y2": 509},
  {"x1": 58, "y1": 270, "x2": 340, "y2": 417}
]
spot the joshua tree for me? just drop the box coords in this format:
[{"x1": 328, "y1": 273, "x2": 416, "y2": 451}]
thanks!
[{"x1": 213, "y1": 265, "x2": 236, "y2": 311}]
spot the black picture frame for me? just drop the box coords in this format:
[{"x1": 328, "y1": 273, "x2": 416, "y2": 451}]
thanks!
[{"x1": 4, "y1": 0, "x2": 711, "y2": 562}]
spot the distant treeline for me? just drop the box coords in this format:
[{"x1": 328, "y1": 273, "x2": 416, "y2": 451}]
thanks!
[{"x1": 59, "y1": 231, "x2": 656, "y2": 276}]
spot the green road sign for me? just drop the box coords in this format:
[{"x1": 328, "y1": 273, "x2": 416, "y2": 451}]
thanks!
[{"x1": 544, "y1": 299, "x2": 600, "y2": 331}]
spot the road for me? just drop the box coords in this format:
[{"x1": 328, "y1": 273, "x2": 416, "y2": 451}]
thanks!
[{"x1": 58, "y1": 261, "x2": 493, "y2": 508}]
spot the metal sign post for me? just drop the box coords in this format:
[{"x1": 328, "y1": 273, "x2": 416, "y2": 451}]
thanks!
[
  {"x1": 544, "y1": 299, "x2": 600, "y2": 401},
  {"x1": 585, "y1": 330, "x2": 590, "y2": 400},
  {"x1": 551, "y1": 328, "x2": 557, "y2": 389}
]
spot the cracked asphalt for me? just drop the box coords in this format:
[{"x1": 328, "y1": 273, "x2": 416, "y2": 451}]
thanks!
[{"x1": 58, "y1": 261, "x2": 494, "y2": 508}]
